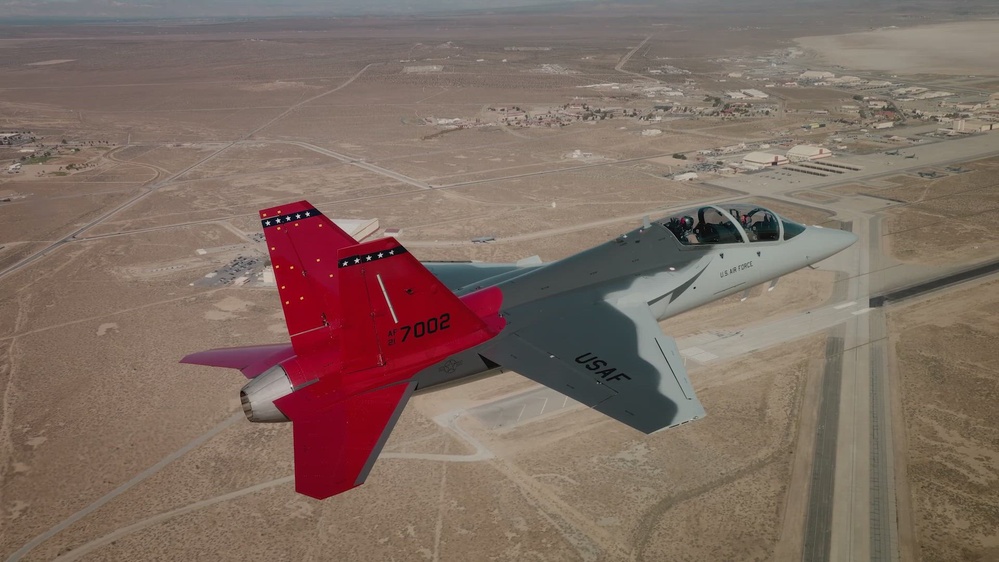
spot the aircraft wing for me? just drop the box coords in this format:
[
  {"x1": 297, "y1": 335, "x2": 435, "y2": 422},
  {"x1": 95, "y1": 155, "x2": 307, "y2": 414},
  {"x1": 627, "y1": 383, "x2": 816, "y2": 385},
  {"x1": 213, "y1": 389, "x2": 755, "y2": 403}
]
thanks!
[{"x1": 482, "y1": 299, "x2": 704, "y2": 433}]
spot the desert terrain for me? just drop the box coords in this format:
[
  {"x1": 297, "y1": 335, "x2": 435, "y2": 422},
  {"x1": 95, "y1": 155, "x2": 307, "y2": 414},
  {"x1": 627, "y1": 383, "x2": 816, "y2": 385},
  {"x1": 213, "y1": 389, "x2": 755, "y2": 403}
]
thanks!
[
  {"x1": 889, "y1": 279, "x2": 999, "y2": 562},
  {"x1": 2, "y1": 4, "x2": 999, "y2": 561}
]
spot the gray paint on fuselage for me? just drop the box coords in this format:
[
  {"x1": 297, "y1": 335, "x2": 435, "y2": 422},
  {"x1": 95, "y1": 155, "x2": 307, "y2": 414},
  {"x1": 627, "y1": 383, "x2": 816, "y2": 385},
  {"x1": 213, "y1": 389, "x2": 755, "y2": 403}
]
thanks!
[
  {"x1": 424, "y1": 262, "x2": 541, "y2": 292},
  {"x1": 414, "y1": 218, "x2": 856, "y2": 392}
]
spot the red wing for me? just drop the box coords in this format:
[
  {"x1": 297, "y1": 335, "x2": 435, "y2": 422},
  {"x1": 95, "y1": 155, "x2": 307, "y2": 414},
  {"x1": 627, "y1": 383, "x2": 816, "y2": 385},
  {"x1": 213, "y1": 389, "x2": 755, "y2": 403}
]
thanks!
[
  {"x1": 180, "y1": 343, "x2": 295, "y2": 379},
  {"x1": 259, "y1": 201, "x2": 357, "y2": 354},
  {"x1": 335, "y1": 238, "x2": 505, "y2": 375},
  {"x1": 276, "y1": 380, "x2": 416, "y2": 500}
]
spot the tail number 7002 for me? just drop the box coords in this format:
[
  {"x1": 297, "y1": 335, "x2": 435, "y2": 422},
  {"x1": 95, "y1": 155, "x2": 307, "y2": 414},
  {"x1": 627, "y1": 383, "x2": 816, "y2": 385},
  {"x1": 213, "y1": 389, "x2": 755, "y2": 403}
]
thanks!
[{"x1": 397, "y1": 313, "x2": 451, "y2": 343}]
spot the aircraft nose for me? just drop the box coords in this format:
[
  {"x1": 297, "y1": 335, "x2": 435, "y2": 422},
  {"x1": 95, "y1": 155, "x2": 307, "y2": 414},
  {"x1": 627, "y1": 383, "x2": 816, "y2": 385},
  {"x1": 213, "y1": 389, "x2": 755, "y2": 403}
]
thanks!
[{"x1": 806, "y1": 226, "x2": 858, "y2": 263}]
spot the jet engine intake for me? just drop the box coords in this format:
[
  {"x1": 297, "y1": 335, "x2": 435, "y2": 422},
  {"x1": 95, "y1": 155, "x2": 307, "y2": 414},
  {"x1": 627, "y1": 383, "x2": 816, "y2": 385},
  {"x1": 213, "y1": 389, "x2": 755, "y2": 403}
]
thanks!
[{"x1": 240, "y1": 364, "x2": 293, "y2": 422}]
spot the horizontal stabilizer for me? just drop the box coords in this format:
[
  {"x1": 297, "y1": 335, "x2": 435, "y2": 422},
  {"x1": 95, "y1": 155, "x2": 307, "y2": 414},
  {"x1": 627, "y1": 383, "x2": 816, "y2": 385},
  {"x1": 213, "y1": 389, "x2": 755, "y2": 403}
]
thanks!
[
  {"x1": 277, "y1": 380, "x2": 417, "y2": 500},
  {"x1": 180, "y1": 343, "x2": 295, "y2": 379}
]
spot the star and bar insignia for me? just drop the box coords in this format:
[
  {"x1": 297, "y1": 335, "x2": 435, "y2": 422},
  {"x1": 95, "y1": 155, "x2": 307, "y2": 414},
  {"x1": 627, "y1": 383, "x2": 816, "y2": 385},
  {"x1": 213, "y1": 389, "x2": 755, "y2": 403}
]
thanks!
[
  {"x1": 339, "y1": 246, "x2": 408, "y2": 268},
  {"x1": 260, "y1": 208, "x2": 320, "y2": 228}
]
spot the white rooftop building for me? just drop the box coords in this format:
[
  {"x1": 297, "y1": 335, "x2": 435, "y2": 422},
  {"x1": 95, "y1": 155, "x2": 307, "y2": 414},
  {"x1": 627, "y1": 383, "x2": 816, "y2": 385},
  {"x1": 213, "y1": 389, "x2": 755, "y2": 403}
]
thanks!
[
  {"x1": 743, "y1": 152, "x2": 789, "y2": 167},
  {"x1": 799, "y1": 70, "x2": 835, "y2": 80},
  {"x1": 828, "y1": 76, "x2": 863, "y2": 85},
  {"x1": 787, "y1": 145, "x2": 832, "y2": 161}
]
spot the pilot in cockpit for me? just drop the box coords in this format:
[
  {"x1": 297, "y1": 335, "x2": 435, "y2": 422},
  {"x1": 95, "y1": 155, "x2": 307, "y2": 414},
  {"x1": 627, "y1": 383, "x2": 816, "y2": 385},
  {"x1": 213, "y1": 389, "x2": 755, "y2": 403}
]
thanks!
[
  {"x1": 740, "y1": 214, "x2": 755, "y2": 241},
  {"x1": 665, "y1": 216, "x2": 695, "y2": 244}
]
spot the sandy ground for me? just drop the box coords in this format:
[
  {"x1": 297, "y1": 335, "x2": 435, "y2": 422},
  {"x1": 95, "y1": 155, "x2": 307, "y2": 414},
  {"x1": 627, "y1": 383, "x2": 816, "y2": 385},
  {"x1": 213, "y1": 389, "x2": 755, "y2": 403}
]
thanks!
[
  {"x1": 831, "y1": 156, "x2": 999, "y2": 266},
  {"x1": 797, "y1": 21, "x2": 999, "y2": 76},
  {"x1": 888, "y1": 279, "x2": 999, "y2": 562}
]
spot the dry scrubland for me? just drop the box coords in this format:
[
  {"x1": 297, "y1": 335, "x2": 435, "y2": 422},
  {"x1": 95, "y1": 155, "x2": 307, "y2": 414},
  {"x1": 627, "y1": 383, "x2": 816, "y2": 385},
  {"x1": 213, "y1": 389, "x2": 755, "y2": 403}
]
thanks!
[
  {"x1": 503, "y1": 335, "x2": 823, "y2": 561},
  {"x1": 890, "y1": 280, "x2": 999, "y2": 562},
  {"x1": 830, "y1": 156, "x2": 999, "y2": 265}
]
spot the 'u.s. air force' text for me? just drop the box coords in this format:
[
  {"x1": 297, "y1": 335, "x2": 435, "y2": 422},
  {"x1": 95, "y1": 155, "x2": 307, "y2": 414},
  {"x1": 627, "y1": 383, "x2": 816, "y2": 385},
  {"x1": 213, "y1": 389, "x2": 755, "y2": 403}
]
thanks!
[{"x1": 720, "y1": 260, "x2": 753, "y2": 278}]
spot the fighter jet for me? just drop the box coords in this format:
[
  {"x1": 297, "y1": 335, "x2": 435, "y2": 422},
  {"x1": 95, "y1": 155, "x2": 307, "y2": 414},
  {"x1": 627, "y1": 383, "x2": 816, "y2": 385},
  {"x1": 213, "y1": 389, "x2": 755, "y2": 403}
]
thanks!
[{"x1": 182, "y1": 200, "x2": 856, "y2": 499}]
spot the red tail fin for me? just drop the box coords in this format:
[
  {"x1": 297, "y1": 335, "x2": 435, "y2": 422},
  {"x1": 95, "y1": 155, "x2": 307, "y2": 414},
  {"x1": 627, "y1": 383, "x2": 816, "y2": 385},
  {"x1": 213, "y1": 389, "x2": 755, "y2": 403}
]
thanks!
[
  {"x1": 273, "y1": 238, "x2": 505, "y2": 499},
  {"x1": 335, "y1": 238, "x2": 504, "y2": 374},
  {"x1": 260, "y1": 201, "x2": 356, "y2": 354}
]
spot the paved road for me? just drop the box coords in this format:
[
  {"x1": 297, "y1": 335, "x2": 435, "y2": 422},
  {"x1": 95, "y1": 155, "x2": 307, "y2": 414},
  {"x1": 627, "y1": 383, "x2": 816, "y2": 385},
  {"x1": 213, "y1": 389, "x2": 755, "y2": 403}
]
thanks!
[
  {"x1": 274, "y1": 139, "x2": 432, "y2": 190},
  {"x1": 802, "y1": 333, "x2": 846, "y2": 562},
  {"x1": 615, "y1": 35, "x2": 654, "y2": 81}
]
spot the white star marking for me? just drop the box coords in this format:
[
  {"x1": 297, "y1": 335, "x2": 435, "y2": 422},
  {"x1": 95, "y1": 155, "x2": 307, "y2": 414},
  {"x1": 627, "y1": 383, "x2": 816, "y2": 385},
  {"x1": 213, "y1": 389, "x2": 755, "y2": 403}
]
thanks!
[
  {"x1": 264, "y1": 220, "x2": 271, "y2": 226},
  {"x1": 295, "y1": 214, "x2": 301, "y2": 219},
  {"x1": 275, "y1": 217, "x2": 282, "y2": 223},
  {"x1": 304, "y1": 211, "x2": 311, "y2": 217},
  {"x1": 354, "y1": 258, "x2": 360, "y2": 264},
  {"x1": 342, "y1": 261, "x2": 349, "y2": 267},
  {"x1": 389, "y1": 250, "x2": 395, "y2": 255},
  {"x1": 366, "y1": 255, "x2": 372, "y2": 261},
  {"x1": 377, "y1": 252, "x2": 384, "y2": 258}
]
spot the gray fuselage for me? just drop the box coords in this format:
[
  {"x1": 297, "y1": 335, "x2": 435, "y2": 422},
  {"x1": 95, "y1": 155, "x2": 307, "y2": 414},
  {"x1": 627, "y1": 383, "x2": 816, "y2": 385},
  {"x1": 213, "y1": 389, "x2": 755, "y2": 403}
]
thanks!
[{"x1": 415, "y1": 207, "x2": 856, "y2": 392}]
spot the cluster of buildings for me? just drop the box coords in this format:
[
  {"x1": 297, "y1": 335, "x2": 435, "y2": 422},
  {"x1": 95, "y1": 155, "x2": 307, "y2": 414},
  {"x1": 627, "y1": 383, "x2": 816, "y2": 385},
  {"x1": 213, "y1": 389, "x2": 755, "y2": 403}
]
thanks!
[
  {"x1": 647, "y1": 63, "x2": 691, "y2": 76},
  {"x1": 891, "y1": 87, "x2": 955, "y2": 101},
  {"x1": 0, "y1": 132, "x2": 30, "y2": 146},
  {"x1": 686, "y1": 143, "x2": 836, "y2": 175},
  {"x1": 735, "y1": 145, "x2": 863, "y2": 178},
  {"x1": 680, "y1": 144, "x2": 845, "y2": 177},
  {"x1": 578, "y1": 82, "x2": 691, "y2": 99},
  {"x1": 485, "y1": 103, "x2": 636, "y2": 128},
  {"x1": 894, "y1": 89, "x2": 999, "y2": 134}
]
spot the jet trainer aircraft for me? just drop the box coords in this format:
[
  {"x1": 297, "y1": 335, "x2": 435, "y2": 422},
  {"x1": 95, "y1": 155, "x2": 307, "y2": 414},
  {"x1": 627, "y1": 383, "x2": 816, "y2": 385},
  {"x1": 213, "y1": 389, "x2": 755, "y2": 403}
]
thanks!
[{"x1": 182, "y1": 200, "x2": 856, "y2": 499}]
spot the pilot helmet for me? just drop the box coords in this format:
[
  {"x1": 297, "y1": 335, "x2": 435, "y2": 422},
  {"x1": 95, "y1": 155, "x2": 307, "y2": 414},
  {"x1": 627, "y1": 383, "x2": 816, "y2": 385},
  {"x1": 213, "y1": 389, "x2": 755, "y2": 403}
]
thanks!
[{"x1": 680, "y1": 216, "x2": 694, "y2": 229}]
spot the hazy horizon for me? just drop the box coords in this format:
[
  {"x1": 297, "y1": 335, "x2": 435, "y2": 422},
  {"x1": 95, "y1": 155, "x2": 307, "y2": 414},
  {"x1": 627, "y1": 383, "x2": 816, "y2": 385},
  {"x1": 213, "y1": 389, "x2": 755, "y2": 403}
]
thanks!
[
  {"x1": 2, "y1": 0, "x2": 601, "y2": 21},
  {"x1": 0, "y1": 0, "x2": 953, "y2": 22}
]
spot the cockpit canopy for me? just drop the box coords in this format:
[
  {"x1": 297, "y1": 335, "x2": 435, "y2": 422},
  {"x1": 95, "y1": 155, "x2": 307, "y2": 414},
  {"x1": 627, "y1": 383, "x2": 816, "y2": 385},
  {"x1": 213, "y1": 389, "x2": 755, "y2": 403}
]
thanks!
[{"x1": 661, "y1": 204, "x2": 806, "y2": 245}]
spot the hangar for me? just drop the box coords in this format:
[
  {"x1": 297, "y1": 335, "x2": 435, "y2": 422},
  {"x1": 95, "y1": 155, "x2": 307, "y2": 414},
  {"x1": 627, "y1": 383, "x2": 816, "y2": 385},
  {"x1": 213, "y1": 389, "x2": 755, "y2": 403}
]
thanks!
[
  {"x1": 743, "y1": 151, "x2": 789, "y2": 168},
  {"x1": 787, "y1": 145, "x2": 832, "y2": 162}
]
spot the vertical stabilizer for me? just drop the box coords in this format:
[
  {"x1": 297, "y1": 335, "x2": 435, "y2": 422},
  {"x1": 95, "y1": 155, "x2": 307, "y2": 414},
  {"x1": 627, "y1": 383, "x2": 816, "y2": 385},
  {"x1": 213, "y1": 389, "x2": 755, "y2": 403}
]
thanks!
[{"x1": 335, "y1": 238, "x2": 505, "y2": 374}]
